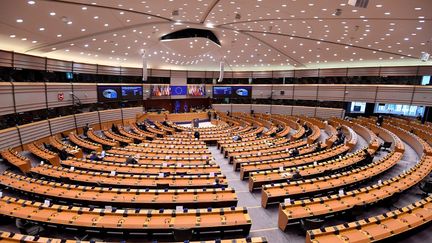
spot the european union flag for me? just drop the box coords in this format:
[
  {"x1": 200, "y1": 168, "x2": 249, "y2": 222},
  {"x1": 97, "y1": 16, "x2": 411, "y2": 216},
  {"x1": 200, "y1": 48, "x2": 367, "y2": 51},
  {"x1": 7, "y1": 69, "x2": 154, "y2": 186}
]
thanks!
[{"x1": 171, "y1": 86, "x2": 187, "y2": 95}]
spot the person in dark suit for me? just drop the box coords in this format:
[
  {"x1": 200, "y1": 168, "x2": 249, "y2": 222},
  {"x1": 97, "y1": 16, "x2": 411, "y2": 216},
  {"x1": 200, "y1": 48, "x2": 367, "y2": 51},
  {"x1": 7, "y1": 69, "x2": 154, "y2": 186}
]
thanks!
[
  {"x1": 83, "y1": 123, "x2": 90, "y2": 136},
  {"x1": 89, "y1": 151, "x2": 101, "y2": 161},
  {"x1": 194, "y1": 131, "x2": 200, "y2": 140},
  {"x1": 314, "y1": 142, "x2": 322, "y2": 153},
  {"x1": 377, "y1": 115, "x2": 384, "y2": 126},
  {"x1": 126, "y1": 155, "x2": 138, "y2": 164},
  {"x1": 363, "y1": 148, "x2": 373, "y2": 164},
  {"x1": 291, "y1": 170, "x2": 302, "y2": 180},
  {"x1": 291, "y1": 147, "x2": 299, "y2": 157},
  {"x1": 59, "y1": 147, "x2": 69, "y2": 160}
]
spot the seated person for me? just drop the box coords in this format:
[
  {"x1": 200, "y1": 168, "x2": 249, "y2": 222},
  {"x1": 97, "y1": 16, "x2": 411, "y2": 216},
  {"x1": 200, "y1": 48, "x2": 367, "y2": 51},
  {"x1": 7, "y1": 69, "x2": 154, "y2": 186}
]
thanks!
[
  {"x1": 363, "y1": 148, "x2": 373, "y2": 163},
  {"x1": 58, "y1": 147, "x2": 69, "y2": 160},
  {"x1": 291, "y1": 170, "x2": 302, "y2": 180},
  {"x1": 194, "y1": 131, "x2": 200, "y2": 140},
  {"x1": 89, "y1": 151, "x2": 101, "y2": 161},
  {"x1": 126, "y1": 155, "x2": 138, "y2": 164},
  {"x1": 111, "y1": 124, "x2": 119, "y2": 133},
  {"x1": 314, "y1": 142, "x2": 322, "y2": 153},
  {"x1": 100, "y1": 150, "x2": 106, "y2": 158},
  {"x1": 232, "y1": 135, "x2": 242, "y2": 141},
  {"x1": 290, "y1": 147, "x2": 300, "y2": 157}
]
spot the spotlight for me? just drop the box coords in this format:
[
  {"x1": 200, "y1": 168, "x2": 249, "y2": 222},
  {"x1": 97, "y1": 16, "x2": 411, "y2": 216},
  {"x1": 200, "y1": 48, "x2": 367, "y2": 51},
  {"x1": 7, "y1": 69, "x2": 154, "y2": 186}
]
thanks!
[{"x1": 420, "y1": 52, "x2": 430, "y2": 62}]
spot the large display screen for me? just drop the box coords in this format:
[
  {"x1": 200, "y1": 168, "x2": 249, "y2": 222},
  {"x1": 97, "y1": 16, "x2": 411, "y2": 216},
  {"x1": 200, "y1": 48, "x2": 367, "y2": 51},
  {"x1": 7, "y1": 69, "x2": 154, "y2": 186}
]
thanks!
[
  {"x1": 97, "y1": 86, "x2": 143, "y2": 102},
  {"x1": 213, "y1": 86, "x2": 252, "y2": 98},
  {"x1": 188, "y1": 85, "x2": 206, "y2": 96},
  {"x1": 171, "y1": 86, "x2": 188, "y2": 96},
  {"x1": 232, "y1": 86, "x2": 252, "y2": 98},
  {"x1": 151, "y1": 85, "x2": 171, "y2": 96},
  {"x1": 213, "y1": 86, "x2": 232, "y2": 97},
  {"x1": 121, "y1": 86, "x2": 143, "y2": 100},
  {"x1": 374, "y1": 103, "x2": 425, "y2": 117},
  {"x1": 349, "y1": 102, "x2": 366, "y2": 113},
  {"x1": 97, "y1": 86, "x2": 121, "y2": 102}
]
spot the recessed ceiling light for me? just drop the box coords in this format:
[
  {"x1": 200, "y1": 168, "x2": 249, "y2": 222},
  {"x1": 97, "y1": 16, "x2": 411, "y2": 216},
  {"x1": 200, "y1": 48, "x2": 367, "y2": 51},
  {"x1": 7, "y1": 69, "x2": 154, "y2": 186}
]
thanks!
[
  {"x1": 376, "y1": 4, "x2": 382, "y2": 7},
  {"x1": 67, "y1": 21, "x2": 72, "y2": 25},
  {"x1": 39, "y1": 27, "x2": 45, "y2": 31},
  {"x1": 9, "y1": 34, "x2": 16, "y2": 38},
  {"x1": 50, "y1": 12, "x2": 56, "y2": 16},
  {"x1": 27, "y1": 1, "x2": 35, "y2": 4},
  {"x1": 82, "y1": 7, "x2": 87, "y2": 10},
  {"x1": 16, "y1": 19, "x2": 23, "y2": 23},
  {"x1": 81, "y1": 28, "x2": 86, "y2": 31}
]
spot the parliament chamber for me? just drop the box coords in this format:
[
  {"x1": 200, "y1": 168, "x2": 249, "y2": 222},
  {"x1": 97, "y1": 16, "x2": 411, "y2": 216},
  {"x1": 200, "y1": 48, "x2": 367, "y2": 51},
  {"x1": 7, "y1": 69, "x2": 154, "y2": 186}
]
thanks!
[{"x1": 0, "y1": 0, "x2": 432, "y2": 243}]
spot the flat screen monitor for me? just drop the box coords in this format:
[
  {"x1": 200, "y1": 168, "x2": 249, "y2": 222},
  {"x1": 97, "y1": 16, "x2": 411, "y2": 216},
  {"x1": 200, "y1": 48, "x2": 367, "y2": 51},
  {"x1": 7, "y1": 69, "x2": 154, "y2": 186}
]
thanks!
[
  {"x1": 213, "y1": 86, "x2": 232, "y2": 97},
  {"x1": 188, "y1": 85, "x2": 206, "y2": 96},
  {"x1": 151, "y1": 85, "x2": 171, "y2": 96},
  {"x1": 66, "y1": 72, "x2": 74, "y2": 80},
  {"x1": 171, "y1": 86, "x2": 187, "y2": 96},
  {"x1": 121, "y1": 86, "x2": 143, "y2": 100},
  {"x1": 97, "y1": 86, "x2": 121, "y2": 102},
  {"x1": 232, "y1": 86, "x2": 252, "y2": 98},
  {"x1": 349, "y1": 102, "x2": 366, "y2": 113}
]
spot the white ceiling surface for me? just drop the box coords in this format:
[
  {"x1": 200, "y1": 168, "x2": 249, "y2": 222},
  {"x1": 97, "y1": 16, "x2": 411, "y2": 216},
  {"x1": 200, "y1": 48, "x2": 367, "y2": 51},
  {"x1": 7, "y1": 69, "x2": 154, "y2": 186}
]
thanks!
[{"x1": 0, "y1": 0, "x2": 431, "y2": 71}]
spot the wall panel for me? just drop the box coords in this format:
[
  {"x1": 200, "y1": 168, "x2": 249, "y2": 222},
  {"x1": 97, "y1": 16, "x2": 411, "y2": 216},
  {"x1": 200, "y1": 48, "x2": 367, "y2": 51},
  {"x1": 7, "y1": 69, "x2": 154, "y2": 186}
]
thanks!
[
  {"x1": 99, "y1": 109, "x2": 122, "y2": 123},
  {"x1": 122, "y1": 107, "x2": 143, "y2": 120},
  {"x1": 0, "y1": 50, "x2": 13, "y2": 67},
  {"x1": 375, "y1": 86, "x2": 414, "y2": 104},
  {"x1": 0, "y1": 83, "x2": 15, "y2": 115},
  {"x1": 13, "y1": 83, "x2": 46, "y2": 112},
  {"x1": 252, "y1": 71, "x2": 272, "y2": 78},
  {"x1": 344, "y1": 85, "x2": 377, "y2": 102},
  {"x1": 46, "y1": 59, "x2": 72, "y2": 72},
  {"x1": 150, "y1": 69, "x2": 171, "y2": 77},
  {"x1": 273, "y1": 70, "x2": 294, "y2": 78},
  {"x1": 380, "y1": 66, "x2": 418, "y2": 76},
  {"x1": 252, "y1": 86, "x2": 272, "y2": 99},
  {"x1": 13, "y1": 53, "x2": 45, "y2": 70},
  {"x1": 293, "y1": 85, "x2": 318, "y2": 100},
  {"x1": 18, "y1": 120, "x2": 50, "y2": 145},
  {"x1": 412, "y1": 86, "x2": 432, "y2": 106},
  {"x1": 272, "y1": 85, "x2": 294, "y2": 99},
  {"x1": 231, "y1": 104, "x2": 252, "y2": 113},
  {"x1": 292, "y1": 106, "x2": 316, "y2": 117},
  {"x1": 0, "y1": 127, "x2": 21, "y2": 151},
  {"x1": 187, "y1": 71, "x2": 206, "y2": 78},
  {"x1": 251, "y1": 104, "x2": 271, "y2": 114},
  {"x1": 271, "y1": 105, "x2": 292, "y2": 115},
  {"x1": 317, "y1": 85, "x2": 345, "y2": 101},
  {"x1": 74, "y1": 112, "x2": 100, "y2": 128},
  {"x1": 319, "y1": 68, "x2": 348, "y2": 77},
  {"x1": 73, "y1": 62, "x2": 97, "y2": 74},
  {"x1": 121, "y1": 67, "x2": 142, "y2": 76},
  {"x1": 72, "y1": 83, "x2": 97, "y2": 104},
  {"x1": 295, "y1": 69, "x2": 319, "y2": 78},
  {"x1": 347, "y1": 67, "x2": 380, "y2": 76},
  {"x1": 98, "y1": 65, "x2": 121, "y2": 75},
  {"x1": 316, "y1": 107, "x2": 344, "y2": 119},
  {"x1": 212, "y1": 104, "x2": 231, "y2": 113},
  {"x1": 49, "y1": 116, "x2": 76, "y2": 135},
  {"x1": 46, "y1": 83, "x2": 73, "y2": 108}
]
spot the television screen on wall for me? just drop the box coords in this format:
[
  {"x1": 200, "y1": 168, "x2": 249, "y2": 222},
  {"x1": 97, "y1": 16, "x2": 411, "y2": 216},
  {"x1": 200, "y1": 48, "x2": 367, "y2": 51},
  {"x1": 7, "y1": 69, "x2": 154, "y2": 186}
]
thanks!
[
  {"x1": 188, "y1": 85, "x2": 206, "y2": 96},
  {"x1": 232, "y1": 86, "x2": 252, "y2": 98},
  {"x1": 213, "y1": 86, "x2": 232, "y2": 97},
  {"x1": 151, "y1": 85, "x2": 171, "y2": 96},
  {"x1": 121, "y1": 86, "x2": 143, "y2": 100},
  {"x1": 97, "y1": 86, "x2": 121, "y2": 102}
]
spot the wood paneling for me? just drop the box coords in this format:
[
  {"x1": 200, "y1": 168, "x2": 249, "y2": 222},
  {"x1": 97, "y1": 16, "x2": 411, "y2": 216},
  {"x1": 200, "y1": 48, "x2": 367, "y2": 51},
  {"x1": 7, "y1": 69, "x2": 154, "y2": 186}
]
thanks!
[
  {"x1": 73, "y1": 62, "x2": 97, "y2": 74},
  {"x1": 380, "y1": 66, "x2": 418, "y2": 76},
  {"x1": 233, "y1": 71, "x2": 252, "y2": 78},
  {"x1": 0, "y1": 83, "x2": 15, "y2": 115},
  {"x1": 98, "y1": 65, "x2": 121, "y2": 76},
  {"x1": 295, "y1": 69, "x2": 319, "y2": 78},
  {"x1": 46, "y1": 59, "x2": 72, "y2": 72},
  {"x1": 344, "y1": 85, "x2": 377, "y2": 102},
  {"x1": 252, "y1": 71, "x2": 272, "y2": 78},
  {"x1": 412, "y1": 86, "x2": 432, "y2": 106},
  {"x1": 150, "y1": 69, "x2": 171, "y2": 77},
  {"x1": 49, "y1": 115, "x2": 76, "y2": 135},
  {"x1": 0, "y1": 127, "x2": 21, "y2": 151},
  {"x1": 46, "y1": 83, "x2": 73, "y2": 108},
  {"x1": 375, "y1": 85, "x2": 414, "y2": 104},
  {"x1": 0, "y1": 50, "x2": 13, "y2": 67},
  {"x1": 18, "y1": 120, "x2": 50, "y2": 145},
  {"x1": 13, "y1": 53, "x2": 45, "y2": 70},
  {"x1": 272, "y1": 70, "x2": 294, "y2": 78},
  {"x1": 13, "y1": 83, "x2": 46, "y2": 112},
  {"x1": 72, "y1": 83, "x2": 97, "y2": 104},
  {"x1": 347, "y1": 67, "x2": 380, "y2": 77},
  {"x1": 293, "y1": 85, "x2": 318, "y2": 100},
  {"x1": 319, "y1": 68, "x2": 348, "y2": 77},
  {"x1": 317, "y1": 85, "x2": 345, "y2": 101}
]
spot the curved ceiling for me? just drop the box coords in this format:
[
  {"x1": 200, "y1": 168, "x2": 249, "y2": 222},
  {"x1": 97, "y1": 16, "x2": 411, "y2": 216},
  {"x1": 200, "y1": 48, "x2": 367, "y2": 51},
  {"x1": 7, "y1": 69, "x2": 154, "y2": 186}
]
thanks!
[{"x1": 0, "y1": 0, "x2": 431, "y2": 71}]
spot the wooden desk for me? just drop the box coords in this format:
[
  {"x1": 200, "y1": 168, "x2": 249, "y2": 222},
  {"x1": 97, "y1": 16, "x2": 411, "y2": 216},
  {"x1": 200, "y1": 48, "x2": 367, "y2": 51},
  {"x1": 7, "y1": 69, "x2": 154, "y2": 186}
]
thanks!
[
  {"x1": 0, "y1": 149, "x2": 31, "y2": 173},
  {"x1": 0, "y1": 172, "x2": 237, "y2": 208},
  {"x1": 31, "y1": 165, "x2": 228, "y2": 189},
  {"x1": 0, "y1": 195, "x2": 251, "y2": 236},
  {"x1": 27, "y1": 143, "x2": 60, "y2": 166}
]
